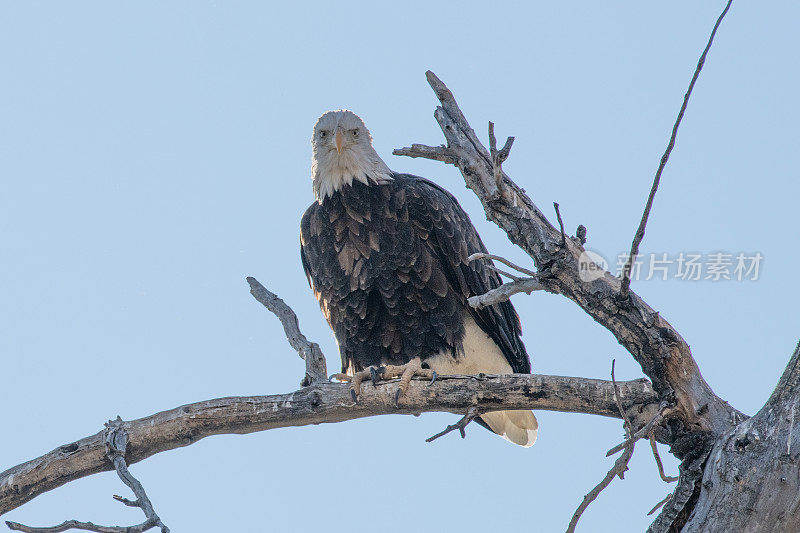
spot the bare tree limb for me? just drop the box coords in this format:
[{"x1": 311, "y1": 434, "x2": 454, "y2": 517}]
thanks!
[
  {"x1": 647, "y1": 494, "x2": 673, "y2": 516},
  {"x1": 612, "y1": 360, "x2": 634, "y2": 445},
  {"x1": 485, "y1": 263, "x2": 524, "y2": 282},
  {"x1": 467, "y1": 252, "x2": 537, "y2": 278},
  {"x1": 567, "y1": 443, "x2": 635, "y2": 533},
  {"x1": 425, "y1": 406, "x2": 480, "y2": 442},
  {"x1": 7, "y1": 520, "x2": 151, "y2": 533},
  {"x1": 618, "y1": 0, "x2": 733, "y2": 299},
  {"x1": 0, "y1": 374, "x2": 658, "y2": 517},
  {"x1": 246, "y1": 276, "x2": 328, "y2": 385},
  {"x1": 650, "y1": 433, "x2": 679, "y2": 483},
  {"x1": 467, "y1": 277, "x2": 545, "y2": 309},
  {"x1": 6, "y1": 419, "x2": 168, "y2": 533},
  {"x1": 392, "y1": 144, "x2": 457, "y2": 164}
]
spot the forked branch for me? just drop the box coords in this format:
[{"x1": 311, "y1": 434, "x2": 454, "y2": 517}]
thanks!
[
  {"x1": 6, "y1": 418, "x2": 168, "y2": 533},
  {"x1": 394, "y1": 70, "x2": 744, "y2": 447}
]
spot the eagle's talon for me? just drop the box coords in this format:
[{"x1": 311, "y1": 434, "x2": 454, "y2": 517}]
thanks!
[
  {"x1": 370, "y1": 366, "x2": 382, "y2": 387},
  {"x1": 429, "y1": 370, "x2": 438, "y2": 386},
  {"x1": 350, "y1": 388, "x2": 358, "y2": 403}
]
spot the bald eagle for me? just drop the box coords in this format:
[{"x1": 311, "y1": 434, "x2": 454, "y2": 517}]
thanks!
[{"x1": 300, "y1": 110, "x2": 538, "y2": 447}]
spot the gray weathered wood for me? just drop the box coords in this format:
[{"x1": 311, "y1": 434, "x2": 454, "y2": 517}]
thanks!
[
  {"x1": 679, "y1": 341, "x2": 800, "y2": 532},
  {"x1": 0, "y1": 374, "x2": 657, "y2": 517},
  {"x1": 246, "y1": 277, "x2": 328, "y2": 385}
]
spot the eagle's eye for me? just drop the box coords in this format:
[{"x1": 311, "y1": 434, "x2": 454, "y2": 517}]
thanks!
[
  {"x1": 351, "y1": 129, "x2": 359, "y2": 137},
  {"x1": 319, "y1": 130, "x2": 328, "y2": 138}
]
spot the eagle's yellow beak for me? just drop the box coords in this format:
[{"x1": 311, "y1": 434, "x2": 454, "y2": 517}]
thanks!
[{"x1": 335, "y1": 128, "x2": 344, "y2": 155}]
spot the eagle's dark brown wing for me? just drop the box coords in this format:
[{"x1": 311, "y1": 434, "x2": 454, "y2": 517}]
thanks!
[{"x1": 400, "y1": 175, "x2": 531, "y2": 374}]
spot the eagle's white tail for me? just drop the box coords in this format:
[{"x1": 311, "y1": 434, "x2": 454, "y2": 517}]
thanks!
[
  {"x1": 424, "y1": 315, "x2": 540, "y2": 447},
  {"x1": 480, "y1": 410, "x2": 538, "y2": 448}
]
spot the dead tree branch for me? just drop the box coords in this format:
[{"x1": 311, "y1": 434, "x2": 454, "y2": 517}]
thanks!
[
  {"x1": 618, "y1": 0, "x2": 734, "y2": 299},
  {"x1": 392, "y1": 144, "x2": 457, "y2": 164},
  {"x1": 647, "y1": 494, "x2": 673, "y2": 516},
  {"x1": 425, "y1": 407, "x2": 481, "y2": 442},
  {"x1": 0, "y1": 374, "x2": 658, "y2": 517},
  {"x1": 247, "y1": 276, "x2": 327, "y2": 385},
  {"x1": 467, "y1": 277, "x2": 545, "y2": 309},
  {"x1": 467, "y1": 252, "x2": 538, "y2": 277},
  {"x1": 567, "y1": 446, "x2": 635, "y2": 533},
  {"x1": 650, "y1": 434, "x2": 679, "y2": 483},
  {"x1": 6, "y1": 418, "x2": 168, "y2": 533}
]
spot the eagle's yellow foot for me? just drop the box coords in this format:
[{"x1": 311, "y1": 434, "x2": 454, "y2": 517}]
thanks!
[
  {"x1": 331, "y1": 366, "x2": 385, "y2": 403},
  {"x1": 332, "y1": 359, "x2": 436, "y2": 405},
  {"x1": 380, "y1": 357, "x2": 437, "y2": 407}
]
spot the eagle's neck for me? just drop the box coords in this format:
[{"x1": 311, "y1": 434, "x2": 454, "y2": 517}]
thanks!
[{"x1": 312, "y1": 146, "x2": 393, "y2": 202}]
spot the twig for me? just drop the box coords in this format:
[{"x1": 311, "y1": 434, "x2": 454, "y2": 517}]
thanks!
[
  {"x1": 610, "y1": 360, "x2": 633, "y2": 482},
  {"x1": 246, "y1": 276, "x2": 328, "y2": 385},
  {"x1": 485, "y1": 264, "x2": 523, "y2": 282},
  {"x1": 618, "y1": 0, "x2": 733, "y2": 299},
  {"x1": 612, "y1": 361, "x2": 632, "y2": 435},
  {"x1": 566, "y1": 446, "x2": 635, "y2": 533},
  {"x1": 606, "y1": 404, "x2": 668, "y2": 457},
  {"x1": 425, "y1": 407, "x2": 480, "y2": 442},
  {"x1": 566, "y1": 361, "x2": 637, "y2": 532},
  {"x1": 648, "y1": 493, "x2": 674, "y2": 516},
  {"x1": 650, "y1": 433, "x2": 679, "y2": 483},
  {"x1": 6, "y1": 418, "x2": 168, "y2": 533},
  {"x1": 553, "y1": 203, "x2": 566, "y2": 247},
  {"x1": 467, "y1": 252, "x2": 538, "y2": 277},
  {"x1": 392, "y1": 144, "x2": 457, "y2": 164},
  {"x1": 112, "y1": 496, "x2": 139, "y2": 507},
  {"x1": 468, "y1": 277, "x2": 544, "y2": 309}
]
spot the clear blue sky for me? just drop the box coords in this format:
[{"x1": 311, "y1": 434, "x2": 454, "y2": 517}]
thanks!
[{"x1": 2, "y1": 2, "x2": 798, "y2": 531}]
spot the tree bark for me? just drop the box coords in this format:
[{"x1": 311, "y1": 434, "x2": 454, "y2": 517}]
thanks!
[
  {"x1": 0, "y1": 374, "x2": 657, "y2": 517},
  {"x1": 680, "y1": 342, "x2": 800, "y2": 532}
]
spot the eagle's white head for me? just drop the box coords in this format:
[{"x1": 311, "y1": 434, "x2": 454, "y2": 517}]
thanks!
[{"x1": 311, "y1": 110, "x2": 393, "y2": 201}]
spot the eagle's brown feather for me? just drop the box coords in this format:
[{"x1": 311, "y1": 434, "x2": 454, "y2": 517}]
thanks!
[{"x1": 300, "y1": 173, "x2": 530, "y2": 374}]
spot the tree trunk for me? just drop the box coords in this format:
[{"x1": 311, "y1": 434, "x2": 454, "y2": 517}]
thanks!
[{"x1": 679, "y1": 342, "x2": 800, "y2": 532}]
